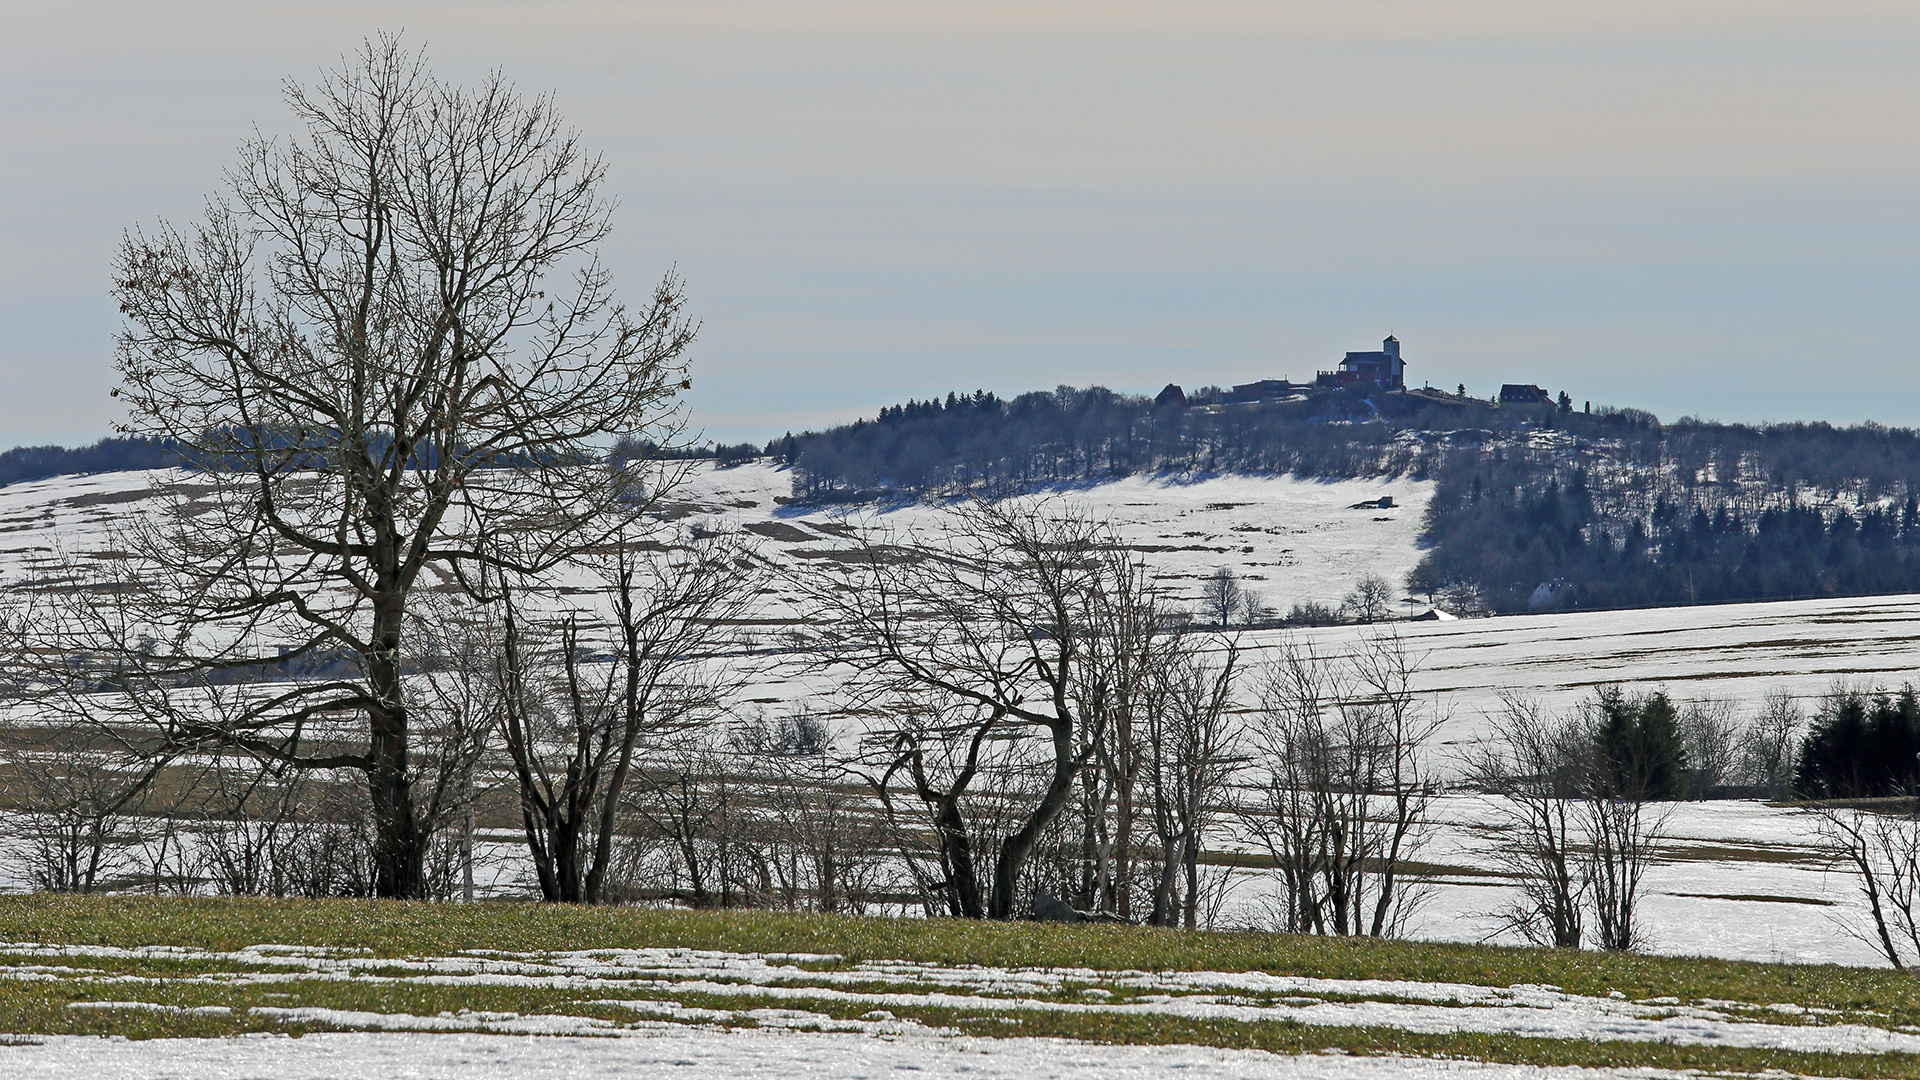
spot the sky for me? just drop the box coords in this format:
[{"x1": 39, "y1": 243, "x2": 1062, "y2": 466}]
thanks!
[{"x1": 3, "y1": 1, "x2": 1917, "y2": 447}]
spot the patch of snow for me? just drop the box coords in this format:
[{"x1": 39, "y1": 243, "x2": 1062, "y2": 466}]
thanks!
[
  {"x1": 0, "y1": 1030, "x2": 1721, "y2": 1080},
  {"x1": 7, "y1": 941, "x2": 1917, "y2": 1054}
]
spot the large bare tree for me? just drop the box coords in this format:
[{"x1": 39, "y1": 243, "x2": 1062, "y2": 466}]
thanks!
[{"x1": 100, "y1": 35, "x2": 694, "y2": 897}]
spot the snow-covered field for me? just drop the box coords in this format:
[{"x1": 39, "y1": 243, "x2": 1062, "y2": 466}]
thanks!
[
  {"x1": 7, "y1": 462, "x2": 1916, "y2": 731},
  {"x1": 0, "y1": 462, "x2": 1431, "y2": 617},
  {"x1": 7, "y1": 463, "x2": 1920, "y2": 1071},
  {"x1": 0, "y1": 464, "x2": 1915, "y2": 967}
]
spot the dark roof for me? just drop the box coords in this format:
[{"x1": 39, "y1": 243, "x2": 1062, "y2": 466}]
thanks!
[{"x1": 1499, "y1": 383, "x2": 1551, "y2": 404}]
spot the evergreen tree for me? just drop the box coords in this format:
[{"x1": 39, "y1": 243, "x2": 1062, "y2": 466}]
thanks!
[
  {"x1": 1593, "y1": 688, "x2": 1689, "y2": 800},
  {"x1": 1795, "y1": 688, "x2": 1920, "y2": 798}
]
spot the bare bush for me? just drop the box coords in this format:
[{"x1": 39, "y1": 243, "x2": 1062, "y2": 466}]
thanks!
[
  {"x1": 806, "y1": 498, "x2": 1148, "y2": 920},
  {"x1": 1283, "y1": 601, "x2": 1342, "y2": 627},
  {"x1": 732, "y1": 711, "x2": 885, "y2": 913},
  {"x1": 627, "y1": 733, "x2": 765, "y2": 908},
  {"x1": 1461, "y1": 695, "x2": 1587, "y2": 948},
  {"x1": 0, "y1": 719, "x2": 160, "y2": 893},
  {"x1": 190, "y1": 762, "x2": 380, "y2": 899},
  {"x1": 1244, "y1": 632, "x2": 1440, "y2": 938},
  {"x1": 1815, "y1": 807, "x2": 1920, "y2": 969},
  {"x1": 1586, "y1": 791, "x2": 1663, "y2": 952}
]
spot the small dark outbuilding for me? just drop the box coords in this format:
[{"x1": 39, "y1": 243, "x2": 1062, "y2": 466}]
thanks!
[{"x1": 1499, "y1": 383, "x2": 1551, "y2": 405}]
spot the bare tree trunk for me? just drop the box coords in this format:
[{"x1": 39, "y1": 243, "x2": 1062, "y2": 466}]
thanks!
[{"x1": 990, "y1": 719, "x2": 1089, "y2": 920}]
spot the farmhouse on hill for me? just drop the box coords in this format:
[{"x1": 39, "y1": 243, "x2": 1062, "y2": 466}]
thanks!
[
  {"x1": 1316, "y1": 335, "x2": 1406, "y2": 390},
  {"x1": 1499, "y1": 383, "x2": 1551, "y2": 405}
]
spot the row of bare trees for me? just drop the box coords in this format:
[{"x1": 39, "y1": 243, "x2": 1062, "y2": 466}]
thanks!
[
  {"x1": 797, "y1": 498, "x2": 1444, "y2": 929},
  {"x1": 0, "y1": 479, "x2": 1451, "y2": 939}
]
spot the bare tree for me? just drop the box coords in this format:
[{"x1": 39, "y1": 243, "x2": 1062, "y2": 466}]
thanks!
[
  {"x1": 1144, "y1": 640, "x2": 1242, "y2": 928},
  {"x1": 1199, "y1": 568, "x2": 1246, "y2": 628},
  {"x1": 807, "y1": 498, "x2": 1138, "y2": 920},
  {"x1": 1680, "y1": 697, "x2": 1741, "y2": 794},
  {"x1": 1738, "y1": 690, "x2": 1802, "y2": 799},
  {"x1": 498, "y1": 529, "x2": 757, "y2": 903},
  {"x1": 1815, "y1": 807, "x2": 1920, "y2": 969},
  {"x1": 1071, "y1": 551, "x2": 1179, "y2": 918},
  {"x1": 1243, "y1": 594, "x2": 1277, "y2": 629},
  {"x1": 1461, "y1": 694, "x2": 1587, "y2": 948},
  {"x1": 1342, "y1": 573, "x2": 1396, "y2": 624},
  {"x1": 1467, "y1": 690, "x2": 1671, "y2": 952},
  {"x1": 1576, "y1": 691, "x2": 1674, "y2": 951},
  {"x1": 99, "y1": 36, "x2": 695, "y2": 897},
  {"x1": 1244, "y1": 632, "x2": 1439, "y2": 938}
]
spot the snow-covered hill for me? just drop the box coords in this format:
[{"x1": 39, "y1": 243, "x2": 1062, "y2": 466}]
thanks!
[
  {"x1": 670, "y1": 462, "x2": 1433, "y2": 616},
  {"x1": 0, "y1": 462, "x2": 1431, "y2": 614},
  {"x1": 5, "y1": 462, "x2": 1920, "y2": 740}
]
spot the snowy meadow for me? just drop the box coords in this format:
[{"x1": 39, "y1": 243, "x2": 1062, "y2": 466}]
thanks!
[{"x1": 4, "y1": 464, "x2": 1920, "y2": 1077}]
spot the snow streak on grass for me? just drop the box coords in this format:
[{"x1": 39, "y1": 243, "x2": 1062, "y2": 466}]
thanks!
[{"x1": 3, "y1": 899, "x2": 1920, "y2": 1076}]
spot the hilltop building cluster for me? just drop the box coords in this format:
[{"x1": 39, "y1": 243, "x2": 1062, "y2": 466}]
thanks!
[{"x1": 1158, "y1": 336, "x2": 1556, "y2": 413}]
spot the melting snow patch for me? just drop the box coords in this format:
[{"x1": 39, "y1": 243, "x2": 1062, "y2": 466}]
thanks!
[{"x1": 0, "y1": 1030, "x2": 1721, "y2": 1080}]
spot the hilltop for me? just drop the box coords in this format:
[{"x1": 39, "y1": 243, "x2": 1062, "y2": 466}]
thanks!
[{"x1": 771, "y1": 381, "x2": 1920, "y2": 615}]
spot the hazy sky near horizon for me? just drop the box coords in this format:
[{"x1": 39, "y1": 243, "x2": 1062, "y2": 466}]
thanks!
[{"x1": 3, "y1": 2, "x2": 1917, "y2": 445}]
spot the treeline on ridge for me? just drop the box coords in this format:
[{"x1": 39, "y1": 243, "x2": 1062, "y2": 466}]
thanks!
[
  {"x1": 777, "y1": 385, "x2": 1920, "y2": 614},
  {"x1": 0, "y1": 438, "x2": 183, "y2": 488},
  {"x1": 1413, "y1": 419, "x2": 1920, "y2": 612}
]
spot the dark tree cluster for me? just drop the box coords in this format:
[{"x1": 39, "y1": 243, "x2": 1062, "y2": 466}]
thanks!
[
  {"x1": 0, "y1": 438, "x2": 181, "y2": 488},
  {"x1": 786, "y1": 385, "x2": 1519, "y2": 500},
  {"x1": 1591, "y1": 688, "x2": 1690, "y2": 801},
  {"x1": 1413, "y1": 449, "x2": 1920, "y2": 613},
  {"x1": 1795, "y1": 688, "x2": 1920, "y2": 799}
]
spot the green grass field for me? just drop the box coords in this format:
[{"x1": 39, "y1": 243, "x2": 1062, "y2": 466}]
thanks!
[{"x1": 2, "y1": 895, "x2": 1918, "y2": 1077}]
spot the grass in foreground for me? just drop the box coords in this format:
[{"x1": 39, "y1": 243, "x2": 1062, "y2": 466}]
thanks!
[{"x1": 0, "y1": 895, "x2": 1916, "y2": 1076}]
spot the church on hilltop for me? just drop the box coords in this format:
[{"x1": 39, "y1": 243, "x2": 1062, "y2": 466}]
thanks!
[{"x1": 1316, "y1": 336, "x2": 1406, "y2": 391}]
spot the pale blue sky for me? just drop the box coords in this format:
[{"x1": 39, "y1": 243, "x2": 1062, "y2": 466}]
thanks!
[{"x1": 3, "y1": 2, "x2": 1916, "y2": 445}]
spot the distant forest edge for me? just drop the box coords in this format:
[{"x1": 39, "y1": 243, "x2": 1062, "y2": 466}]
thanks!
[
  {"x1": 16, "y1": 381, "x2": 1920, "y2": 616},
  {"x1": 0, "y1": 438, "x2": 184, "y2": 489},
  {"x1": 776, "y1": 384, "x2": 1920, "y2": 615}
]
